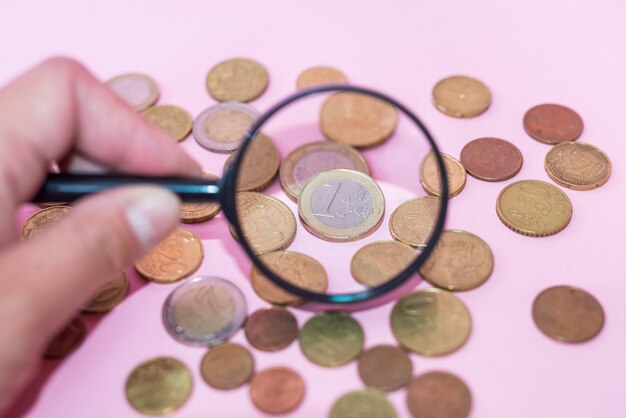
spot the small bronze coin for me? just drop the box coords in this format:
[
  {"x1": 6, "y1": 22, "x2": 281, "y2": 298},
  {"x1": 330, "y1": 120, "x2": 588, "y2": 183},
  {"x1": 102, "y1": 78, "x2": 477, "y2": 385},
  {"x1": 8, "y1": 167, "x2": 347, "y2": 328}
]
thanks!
[
  {"x1": 351, "y1": 241, "x2": 417, "y2": 288},
  {"x1": 21, "y1": 205, "x2": 72, "y2": 240},
  {"x1": 532, "y1": 285, "x2": 605, "y2": 343},
  {"x1": 126, "y1": 357, "x2": 193, "y2": 416},
  {"x1": 142, "y1": 105, "x2": 193, "y2": 142},
  {"x1": 206, "y1": 58, "x2": 269, "y2": 102},
  {"x1": 180, "y1": 173, "x2": 221, "y2": 223},
  {"x1": 329, "y1": 389, "x2": 397, "y2": 418},
  {"x1": 320, "y1": 92, "x2": 398, "y2": 148},
  {"x1": 544, "y1": 142, "x2": 611, "y2": 190},
  {"x1": 249, "y1": 366, "x2": 305, "y2": 414},
  {"x1": 524, "y1": 103, "x2": 583, "y2": 144},
  {"x1": 296, "y1": 66, "x2": 348, "y2": 89},
  {"x1": 420, "y1": 152, "x2": 467, "y2": 198},
  {"x1": 83, "y1": 271, "x2": 130, "y2": 314},
  {"x1": 244, "y1": 307, "x2": 299, "y2": 351},
  {"x1": 44, "y1": 316, "x2": 87, "y2": 359},
  {"x1": 432, "y1": 75, "x2": 491, "y2": 118},
  {"x1": 358, "y1": 345, "x2": 413, "y2": 391},
  {"x1": 390, "y1": 196, "x2": 440, "y2": 248},
  {"x1": 406, "y1": 371, "x2": 472, "y2": 418},
  {"x1": 107, "y1": 73, "x2": 159, "y2": 111},
  {"x1": 200, "y1": 343, "x2": 254, "y2": 390},
  {"x1": 460, "y1": 137, "x2": 523, "y2": 181},
  {"x1": 224, "y1": 133, "x2": 281, "y2": 192}
]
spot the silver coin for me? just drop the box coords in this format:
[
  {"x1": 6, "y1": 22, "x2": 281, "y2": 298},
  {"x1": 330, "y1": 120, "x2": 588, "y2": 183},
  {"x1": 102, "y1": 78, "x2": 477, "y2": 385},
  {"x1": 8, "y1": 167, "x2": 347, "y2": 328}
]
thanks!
[
  {"x1": 192, "y1": 102, "x2": 260, "y2": 153},
  {"x1": 106, "y1": 73, "x2": 159, "y2": 111}
]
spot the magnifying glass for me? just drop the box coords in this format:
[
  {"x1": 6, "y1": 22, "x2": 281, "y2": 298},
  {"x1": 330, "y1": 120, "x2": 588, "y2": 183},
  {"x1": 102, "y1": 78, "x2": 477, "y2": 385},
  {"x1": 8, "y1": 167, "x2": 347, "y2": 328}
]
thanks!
[{"x1": 33, "y1": 84, "x2": 449, "y2": 305}]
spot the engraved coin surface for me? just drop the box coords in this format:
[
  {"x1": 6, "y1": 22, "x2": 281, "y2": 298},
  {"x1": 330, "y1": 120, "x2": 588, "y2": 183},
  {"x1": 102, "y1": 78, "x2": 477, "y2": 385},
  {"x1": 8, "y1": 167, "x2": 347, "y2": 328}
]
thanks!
[
  {"x1": 21, "y1": 206, "x2": 71, "y2": 240},
  {"x1": 44, "y1": 316, "x2": 87, "y2": 359},
  {"x1": 249, "y1": 366, "x2": 305, "y2": 414},
  {"x1": 390, "y1": 196, "x2": 440, "y2": 248},
  {"x1": 524, "y1": 103, "x2": 583, "y2": 144},
  {"x1": 351, "y1": 240, "x2": 417, "y2": 288},
  {"x1": 107, "y1": 73, "x2": 159, "y2": 111},
  {"x1": 200, "y1": 343, "x2": 254, "y2": 390},
  {"x1": 142, "y1": 105, "x2": 193, "y2": 142},
  {"x1": 224, "y1": 133, "x2": 280, "y2": 191},
  {"x1": 460, "y1": 137, "x2": 523, "y2": 181},
  {"x1": 206, "y1": 58, "x2": 269, "y2": 102},
  {"x1": 180, "y1": 173, "x2": 221, "y2": 223},
  {"x1": 358, "y1": 345, "x2": 413, "y2": 391},
  {"x1": 432, "y1": 75, "x2": 491, "y2": 118},
  {"x1": 545, "y1": 142, "x2": 611, "y2": 190},
  {"x1": 496, "y1": 180, "x2": 572, "y2": 237},
  {"x1": 420, "y1": 152, "x2": 466, "y2": 198},
  {"x1": 244, "y1": 307, "x2": 299, "y2": 351},
  {"x1": 193, "y1": 102, "x2": 259, "y2": 153},
  {"x1": 329, "y1": 389, "x2": 397, "y2": 418},
  {"x1": 296, "y1": 66, "x2": 348, "y2": 89},
  {"x1": 83, "y1": 271, "x2": 130, "y2": 313},
  {"x1": 407, "y1": 371, "x2": 472, "y2": 418}
]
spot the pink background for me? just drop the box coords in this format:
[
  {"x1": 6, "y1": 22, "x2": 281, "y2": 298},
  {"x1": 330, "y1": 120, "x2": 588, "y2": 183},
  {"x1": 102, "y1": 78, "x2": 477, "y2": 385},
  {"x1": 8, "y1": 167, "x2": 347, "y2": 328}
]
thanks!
[{"x1": 2, "y1": 1, "x2": 626, "y2": 417}]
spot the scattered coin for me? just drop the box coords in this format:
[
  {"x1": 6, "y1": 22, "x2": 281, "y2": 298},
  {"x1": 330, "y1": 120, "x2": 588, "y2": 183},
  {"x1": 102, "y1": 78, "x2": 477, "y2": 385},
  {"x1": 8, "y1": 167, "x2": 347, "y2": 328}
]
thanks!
[
  {"x1": 523, "y1": 103, "x2": 583, "y2": 144},
  {"x1": 544, "y1": 142, "x2": 611, "y2": 190},
  {"x1": 200, "y1": 343, "x2": 254, "y2": 390},
  {"x1": 107, "y1": 73, "x2": 159, "y2": 111},
  {"x1": 296, "y1": 66, "x2": 348, "y2": 89},
  {"x1": 44, "y1": 316, "x2": 87, "y2": 359},
  {"x1": 135, "y1": 228, "x2": 204, "y2": 283},
  {"x1": 142, "y1": 105, "x2": 193, "y2": 142},
  {"x1": 249, "y1": 366, "x2": 305, "y2": 414},
  {"x1": 320, "y1": 92, "x2": 398, "y2": 148},
  {"x1": 125, "y1": 357, "x2": 192, "y2": 416},
  {"x1": 420, "y1": 152, "x2": 467, "y2": 198},
  {"x1": 193, "y1": 102, "x2": 259, "y2": 153},
  {"x1": 224, "y1": 133, "x2": 280, "y2": 191},
  {"x1": 357, "y1": 345, "x2": 413, "y2": 391},
  {"x1": 21, "y1": 205, "x2": 71, "y2": 240},
  {"x1": 532, "y1": 285, "x2": 604, "y2": 343},
  {"x1": 329, "y1": 389, "x2": 397, "y2": 418},
  {"x1": 298, "y1": 169, "x2": 385, "y2": 242},
  {"x1": 180, "y1": 173, "x2": 221, "y2": 223},
  {"x1": 460, "y1": 137, "x2": 523, "y2": 181},
  {"x1": 406, "y1": 371, "x2": 472, "y2": 418},
  {"x1": 391, "y1": 288, "x2": 472, "y2": 356},
  {"x1": 496, "y1": 180, "x2": 573, "y2": 237},
  {"x1": 350, "y1": 240, "x2": 417, "y2": 287},
  {"x1": 83, "y1": 271, "x2": 130, "y2": 313},
  {"x1": 244, "y1": 307, "x2": 299, "y2": 351},
  {"x1": 206, "y1": 58, "x2": 269, "y2": 102},
  {"x1": 432, "y1": 75, "x2": 491, "y2": 118},
  {"x1": 389, "y1": 196, "x2": 440, "y2": 247}
]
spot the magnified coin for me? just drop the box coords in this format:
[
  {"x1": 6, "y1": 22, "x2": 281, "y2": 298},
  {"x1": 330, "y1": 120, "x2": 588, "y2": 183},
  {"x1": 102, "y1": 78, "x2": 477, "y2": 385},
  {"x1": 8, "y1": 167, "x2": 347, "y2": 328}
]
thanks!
[
  {"x1": 350, "y1": 241, "x2": 417, "y2": 288},
  {"x1": 460, "y1": 137, "x2": 523, "y2": 182},
  {"x1": 358, "y1": 345, "x2": 413, "y2": 391},
  {"x1": 21, "y1": 205, "x2": 72, "y2": 240},
  {"x1": 432, "y1": 75, "x2": 491, "y2": 118},
  {"x1": 250, "y1": 366, "x2": 305, "y2": 414},
  {"x1": 524, "y1": 103, "x2": 583, "y2": 144},
  {"x1": 406, "y1": 371, "x2": 472, "y2": 418},
  {"x1": 420, "y1": 152, "x2": 467, "y2": 198},
  {"x1": 296, "y1": 66, "x2": 348, "y2": 89},
  {"x1": 224, "y1": 133, "x2": 280, "y2": 192},
  {"x1": 200, "y1": 343, "x2": 254, "y2": 390},
  {"x1": 107, "y1": 73, "x2": 159, "y2": 111},
  {"x1": 83, "y1": 271, "x2": 130, "y2": 313},
  {"x1": 244, "y1": 307, "x2": 299, "y2": 351},
  {"x1": 44, "y1": 316, "x2": 87, "y2": 359},
  {"x1": 545, "y1": 142, "x2": 611, "y2": 190},
  {"x1": 142, "y1": 105, "x2": 193, "y2": 142},
  {"x1": 206, "y1": 58, "x2": 269, "y2": 102},
  {"x1": 162, "y1": 276, "x2": 247, "y2": 346},
  {"x1": 329, "y1": 389, "x2": 397, "y2": 418},
  {"x1": 389, "y1": 196, "x2": 440, "y2": 248},
  {"x1": 180, "y1": 173, "x2": 221, "y2": 223},
  {"x1": 193, "y1": 102, "x2": 259, "y2": 153}
]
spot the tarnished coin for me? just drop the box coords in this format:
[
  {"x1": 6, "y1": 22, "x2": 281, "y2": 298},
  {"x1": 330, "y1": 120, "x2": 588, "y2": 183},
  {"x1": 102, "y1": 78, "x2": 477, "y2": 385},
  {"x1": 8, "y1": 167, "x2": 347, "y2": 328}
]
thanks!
[
  {"x1": 163, "y1": 276, "x2": 247, "y2": 346},
  {"x1": 460, "y1": 137, "x2": 523, "y2": 181},
  {"x1": 358, "y1": 345, "x2": 413, "y2": 391},
  {"x1": 180, "y1": 173, "x2": 221, "y2": 223},
  {"x1": 390, "y1": 196, "x2": 440, "y2": 248},
  {"x1": 193, "y1": 102, "x2": 259, "y2": 153},
  {"x1": 329, "y1": 389, "x2": 397, "y2": 418},
  {"x1": 224, "y1": 133, "x2": 280, "y2": 191},
  {"x1": 250, "y1": 366, "x2": 305, "y2": 414},
  {"x1": 244, "y1": 307, "x2": 299, "y2": 351},
  {"x1": 142, "y1": 105, "x2": 193, "y2": 142},
  {"x1": 280, "y1": 140, "x2": 369, "y2": 201},
  {"x1": 350, "y1": 241, "x2": 417, "y2": 288},
  {"x1": 250, "y1": 251, "x2": 328, "y2": 306},
  {"x1": 206, "y1": 58, "x2": 269, "y2": 102},
  {"x1": 320, "y1": 92, "x2": 398, "y2": 148},
  {"x1": 125, "y1": 357, "x2": 192, "y2": 416},
  {"x1": 135, "y1": 228, "x2": 204, "y2": 283},
  {"x1": 107, "y1": 73, "x2": 159, "y2": 111},
  {"x1": 44, "y1": 317, "x2": 87, "y2": 359},
  {"x1": 524, "y1": 103, "x2": 583, "y2": 144},
  {"x1": 545, "y1": 142, "x2": 611, "y2": 190},
  {"x1": 296, "y1": 66, "x2": 348, "y2": 89},
  {"x1": 420, "y1": 152, "x2": 467, "y2": 198},
  {"x1": 432, "y1": 75, "x2": 491, "y2": 118},
  {"x1": 200, "y1": 343, "x2": 254, "y2": 390},
  {"x1": 496, "y1": 180, "x2": 572, "y2": 237},
  {"x1": 419, "y1": 230, "x2": 494, "y2": 291},
  {"x1": 298, "y1": 169, "x2": 385, "y2": 242},
  {"x1": 532, "y1": 285, "x2": 604, "y2": 343},
  {"x1": 299, "y1": 311, "x2": 364, "y2": 367},
  {"x1": 391, "y1": 288, "x2": 472, "y2": 356},
  {"x1": 21, "y1": 206, "x2": 71, "y2": 240},
  {"x1": 407, "y1": 371, "x2": 472, "y2": 418},
  {"x1": 83, "y1": 271, "x2": 130, "y2": 313}
]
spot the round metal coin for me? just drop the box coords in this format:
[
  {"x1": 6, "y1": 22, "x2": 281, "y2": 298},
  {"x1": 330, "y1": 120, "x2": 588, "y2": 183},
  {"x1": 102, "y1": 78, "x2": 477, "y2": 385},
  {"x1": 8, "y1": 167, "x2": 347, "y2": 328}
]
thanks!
[
  {"x1": 206, "y1": 58, "x2": 269, "y2": 102},
  {"x1": 406, "y1": 371, "x2": 472, "y2": 418},
  {"x1": 544, "y1": 142, "x2": 611, "y2": 190},
  {"x1": 142, "y1": 105, "x2": 193, "y2": 142},
  {"x1": 249, "y1": 367, "x2": 305, "y2": 414},
  {"x1": 329, "y1": 389, "x2": 397, "y2": 418},
  {"x1": 244, "y1": 307, "x2": 299, "y2": 351},
  {"x1": 432, "y1": 75, "x2": 491, "y2": 118},
  {"x1": 107, "y1": 73, "x2": 159, "y2": 111},
  {"x1": 524, "y1": 103, "x2": 583, "y2": 144},
  {"x1": 200, "y1": 343, "x2": 254, "y2": 390},
  {"x1": 389, "y1": 196, "x2": 440, "y2": 248},
  {"x1": 193, "y1": 102, "x2": 259, "y2": 153},
  {"x1": 358, "y1": 345, "x2": 413, "y2": 391},
  {"x1": 296, "y1": 66, "x2": 348, "y2": 89},
  {"x1": 350, "y1": 240, "x2": 417, "y2": 288},
  {"x1": 224, "y1": 133, "x2": 280, "y2": 192},
  {"x1": 460, "y1": 137, "x2": 523, "y2": 181}
]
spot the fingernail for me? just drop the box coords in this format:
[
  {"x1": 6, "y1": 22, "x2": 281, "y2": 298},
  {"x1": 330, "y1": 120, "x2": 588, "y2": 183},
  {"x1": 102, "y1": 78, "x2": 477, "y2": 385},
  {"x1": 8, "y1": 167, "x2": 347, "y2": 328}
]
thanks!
[{"x1": 126, "y1": 188, "x2": 180, "y2": 249}]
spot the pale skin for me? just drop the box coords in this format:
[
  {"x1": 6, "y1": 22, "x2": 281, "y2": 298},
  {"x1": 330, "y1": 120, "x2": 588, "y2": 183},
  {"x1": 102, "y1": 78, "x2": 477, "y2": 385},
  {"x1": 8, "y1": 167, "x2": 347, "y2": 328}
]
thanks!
[{"x1": 0, "y1": 57, "x2": 202, "y2": 413}]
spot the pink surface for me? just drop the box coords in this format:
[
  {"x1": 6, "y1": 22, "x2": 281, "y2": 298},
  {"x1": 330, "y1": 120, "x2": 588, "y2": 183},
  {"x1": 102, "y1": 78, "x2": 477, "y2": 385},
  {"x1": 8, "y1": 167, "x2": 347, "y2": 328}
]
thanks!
[{"x1": 2, "y1": 1, "x2": 626, "y2": 417}]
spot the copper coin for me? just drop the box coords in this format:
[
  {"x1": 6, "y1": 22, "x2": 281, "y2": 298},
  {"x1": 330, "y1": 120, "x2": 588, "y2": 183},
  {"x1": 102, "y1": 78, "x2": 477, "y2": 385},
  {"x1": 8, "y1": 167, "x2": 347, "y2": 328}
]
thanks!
[
  {"x1": 83, "y1": 271, "x2": 130, "y2": 314},
  {"x1": 320, "y1": 92, "x2": 398, "y2": 148},
  {"x1": 142, "y1": 105, "x2": 193, "y2": 142},
  {"x1": 432, "y1": 75, "x2": 491, "y2": 118},
  {"x1": 350, "y1": 241, "x2": 417, "y2": 288},
  {"x1": 44, "y1": 316, "x2": 87, "y2": 359},
  {"x1": 206, "y1": 58, "x2": 269, "y2": 102},
  {"x1": 358, "y1": 345, "x2": 413, "y2": 391},
  {"x1": 134, "y1": 228, "x2": 204, "y2": 283},
  {"x1": 21, "y1": 205, "x2": 71, "y2": 240},
  {"x1": 107, "y1": 73, "x2": 159, "y2": 111},
  {"x1": 193, "y1": 102, "x2": 259, "y2": 153},
  {"x1": 296, "y1": 66, "x2": 348, "y2": 89},
  {"x1": 249, "y1": 366, "x2": 305, "y2": 414},
  {"x1": 532, "y1": 285, "x2": 604, "y2": 343},
  {"x1": 244, "y1": 307, "x2": 299, "y2": 351},
  {"x1": 420, "y1": 152, "x2": 467, "y2": 198},
  {"x1": 460, "y1": 137, "x2": 523, "y2": 181},
  {"x1": 180, "y1": 173, "x2": 221, "y2": 223},
  {"x1": 200, "y1": 343, "x2": 254, "y2": 390},
  {"x1": 524, "y1": 103, "x2": 583, "y2": 144},
  {"x1": 389, "y1": 196, "x2": 440, "y2": 248},
  {"x1": 224, "y1": 133, "x2": 281, "y2": 192},
  {"x1": 544, "y1": 142, "x2": 611, "y2": 190},
  {"x1": 406, "y1": 371, "x2": 472, "y2": 418}
]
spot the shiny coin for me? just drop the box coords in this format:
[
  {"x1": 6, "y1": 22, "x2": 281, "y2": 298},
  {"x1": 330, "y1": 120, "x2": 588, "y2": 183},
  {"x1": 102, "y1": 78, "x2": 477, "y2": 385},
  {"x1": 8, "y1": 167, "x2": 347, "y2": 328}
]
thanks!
[
  {"x1": 193, "y1": 102, "x2": 259, "y2": 153},
  {"x1": 162, "y1": 276, "x2": 247, "y2": 346},
  {"x1": 407, "y1": 371, "x2": 472, "y2": 418},
  {"x1": 279, "y1": 140, "x2": 369, "y2": 201},
  {"x1": 206, "y1": 58, "x2": 269, "y2": 102},
  {"x1": 250, "y1": 366, "x2": 305, "y2": 414},
  {"x1": 496, "y1": 180, "x2": 572, "y2": 237},
  {"x1": 296, "y1": 66, "x2": 348, "y2": 89},
  {"x1": 419, "y1": 230, "x2": 494, "y2": 291},
  {"x1": 358, "y1": 345, "x2": 413, "y2": 391},
  {"x1": 460, "y1": 137, "x2": 523, "y2": 181},
  {"x1": 389, "y1": 196, "x2": 440, "y2": 248},
  {"x1": 351, "y1": 241, "x2": 417, "y2": 288},
  {"x1": 107, "y1": 73, "x2": 159, "y2": 111},
  {"x1": 244, "y1": 307, "x2": 299, "y2": 351},
  {"x1": 83, "y1": 271, "x2": 130, "y2": 314},
  {"x1": 432, "y1": 75, "x2": 491, "y2": 118},
  {"x1": 142, "y1": 105, "x2": 192, "y2": 142},
  {"x1": 299, "y1": 311, "x2": 364, "y2": 367},
  {"x1": 44, "y1": 316, "x2": 86, "y2": 359},
  {"x1": 298, "y1": 169, "x2": 385, "y2": 242},
  {"x1": 125, "y1": 357, "x2": 192, "y2": 416},
  {"x1": 524, "y1": 103, "x2": 583, "y2": 144},
  {"x1": 180, "y1": 173, "x2": 221, "y2": 223},
  {"x1": 420, "y1": 152, "x2": 467, "y2": 198},
  {"x1": 224, "y1": 133, "x2": 280, "y2": 192},
  {"x1": 21, "y1": 205, "x2": 71, "y2": 240},
  {"x1": 135, "y1": 228, "x2": 203, "y2": 283},
  {"x1": 532, "y1": 285, "x2": 604, "y2": 343},
  {"x1": 200, "y1": 343, "x2": 254, "y2": 390},
  {"x1": 320, "y1": 92, "x2": 398, "y2": 148},
  {"x1": 545, "y1": 142, "x2": 611, "y2": 190},
  {"x1": 391, "y1": 288, "x2": 471, "y2": 356},
  {"x1": 329, "y1": 389, "x2": 397, "y2": 418}
]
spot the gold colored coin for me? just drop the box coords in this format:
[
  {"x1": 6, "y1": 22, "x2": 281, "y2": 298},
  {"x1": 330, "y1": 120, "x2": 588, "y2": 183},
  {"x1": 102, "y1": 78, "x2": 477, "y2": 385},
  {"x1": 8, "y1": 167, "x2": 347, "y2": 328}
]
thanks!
[
  {"x1": 391, "y1": 288, "x2": 472, "y2": 356},
  {"x1": 496, "y1": 180, "x2": 573, "y2": 237},
  {"x1": 142, "y1": 105, "x2": 193, "y2": 142},
  {"x1": 390, "y1": 196, "x2": 441, "y2": 248},
  {"x1": 180, "y1": 173, "x2": 221, "y2": 223},
  {"x1": 296, "y1": 66, "x2": 348, "y2": 89},
  {"x1": 329, "y1": 389, "x2": 397, "y2": 418},
  {"x1": 83, "y1": 271, "x2": 130, "y2": 313},
  {"x1": 299, "y1": 311, "x2": 364, "y2": 367},
  {"x1": 545, "y1": 142, "x2": 611, "y2": 191},
  {"x1": 206, "y1": 58, "x2": 269, "y2": 102},
  {"x1": 224, "y1": 133, "x2": 280, "y2": 192},
  {"x1": 200, "y1": 343, "x2": 254, "y2": 390},
  {"x1": 21, "y1": 206, "x2": 71, "y2": 240},
  {"x1": 432, "y1": 75, "x2": 491, "y2": 118},
  {"x1": 420, "y1": 152, "x2": 467, "y2": 198},
  {"x1": 350, "y1": 241, "x2": 417, "y2": 288},
  {"x1": 125, "y1": 357, "x2": 193, "y2": 416},
  {"x1": 419, "y1": 230, "x2": 494, "y2": 291}
]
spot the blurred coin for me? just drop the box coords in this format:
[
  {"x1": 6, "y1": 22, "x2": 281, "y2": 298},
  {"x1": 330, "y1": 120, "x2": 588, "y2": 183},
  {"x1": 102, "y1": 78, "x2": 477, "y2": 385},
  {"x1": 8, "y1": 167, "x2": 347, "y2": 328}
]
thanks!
[
  {"x1": 406, "y1": 371, "x2": 472, "y2": 418},
  {"x1": 193, "y1": 102, "x2": 259, "y2": 153},
  {"x1": 44, "y1": 316, "x2": 86, "y2": 359},
  {"x1": 545, "y1": 142, "x2": 611, "y2": 190},
  {"x1": 180, "y1": 173, "x2": 221, "y2": 223},
  {"x1": 432, "y1": 75, "x2": 491, "y2": 118},
  {"x1": 83, "y1": 271, "x2": 130, "y2": 313},
  {"x1": 460, "y1": 137, "x2": 523, "y2": 181},
  {"x1": 389, "y1": 196, "x2": 440, "y2": 248},
  {"x1": 358, "y1": 345, "x2": 413, "y2": 391},
  {"x1": 21, "y1": 205, "x2": 71, "y2": 240},
  {"x1": 420, "y1": 152, "x2": 466, "y2": 198},
  {"x1": 206, "y1": 58, "x2": 269, "y2": 102},
  {"x1": 244, "y1": 307, "x2": 298, "y2": 351},
  {"x1": 200, "y1": 343, "x2": 254, "y2": 390},
  {"x1": 524, "y1": 103, "x2": 583, "y2": 144},
  {"x1": 350, "y1": 240, "x2": 417, "y2": 288},
  {"x1": 296, "y1": 66, "x2": 348, "y2": 89},
  {"x1": 224, "y1": 133, "x2": 280, "y2": 191},
  {"x1": 329, "y1": 389, "x2": 397, "y2": 418},
  {"x1": 250, "y1": 366, "x2": 305, "y2": 414},
  {"x1": 107, "y1": 73, "x2": 159, "y2": 111},
  {"x1": 142, "y1": 105, "x2": 192, "y2": 142}
]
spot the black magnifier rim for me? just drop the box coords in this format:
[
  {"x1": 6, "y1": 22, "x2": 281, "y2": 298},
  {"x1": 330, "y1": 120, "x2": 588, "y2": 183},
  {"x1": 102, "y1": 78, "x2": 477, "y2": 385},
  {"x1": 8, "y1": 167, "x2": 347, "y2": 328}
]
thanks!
[{"x1": 221, "y1": 84, "x2": 449, "y2": 304}]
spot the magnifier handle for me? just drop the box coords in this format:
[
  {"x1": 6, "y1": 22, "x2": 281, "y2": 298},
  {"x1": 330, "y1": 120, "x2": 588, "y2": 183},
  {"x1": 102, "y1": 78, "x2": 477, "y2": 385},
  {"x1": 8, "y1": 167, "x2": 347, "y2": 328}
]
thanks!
[{"x1": 32, "y1": 173, "x2": 221, "y2": 203}]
